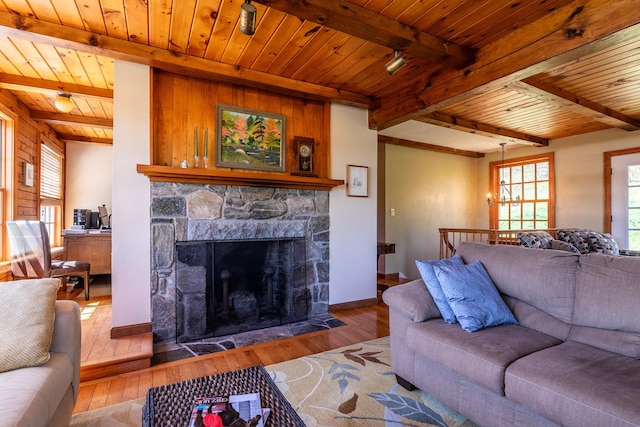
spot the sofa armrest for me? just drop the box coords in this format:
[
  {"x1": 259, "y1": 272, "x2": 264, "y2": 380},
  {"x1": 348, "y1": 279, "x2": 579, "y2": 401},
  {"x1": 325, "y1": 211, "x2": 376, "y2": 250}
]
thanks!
[
  {"x1": 382, "y1": 279, "x2": 441, "y2": 322},
  {"x1": 50, "y1": 300, "x2": 81, "y2": 403}
]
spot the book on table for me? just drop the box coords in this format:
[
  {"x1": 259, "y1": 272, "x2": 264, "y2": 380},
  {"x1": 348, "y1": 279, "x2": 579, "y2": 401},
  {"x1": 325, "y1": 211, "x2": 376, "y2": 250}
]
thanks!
[{"x1": 187, "y1": 393, "x2": 268, "y2": 427}]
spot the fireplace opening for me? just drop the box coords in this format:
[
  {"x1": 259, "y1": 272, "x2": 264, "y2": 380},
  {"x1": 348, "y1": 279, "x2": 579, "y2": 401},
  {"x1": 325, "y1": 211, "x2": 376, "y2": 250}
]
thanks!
[{"x1": 175, "y1": 238, "x2": 308, "y2": 343}]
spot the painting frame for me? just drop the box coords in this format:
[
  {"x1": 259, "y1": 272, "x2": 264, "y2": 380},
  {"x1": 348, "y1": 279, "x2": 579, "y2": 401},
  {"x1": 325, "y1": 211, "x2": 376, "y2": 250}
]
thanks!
[
  {"x1": 215, "y1": 104, "x2": 286, "y2": 172},
  {"x1": 23, "y1": 162, "x2": 34, "y2": 187},
  {"x1": 347, "y1": 164, "x2": 368, "y2": 197}
]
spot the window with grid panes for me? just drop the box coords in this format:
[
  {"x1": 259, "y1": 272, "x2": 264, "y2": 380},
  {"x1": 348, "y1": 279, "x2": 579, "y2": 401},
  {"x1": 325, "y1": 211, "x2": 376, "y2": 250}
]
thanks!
[{"x1": 489, "y1": 153, "x2": 555, "y2": 231}]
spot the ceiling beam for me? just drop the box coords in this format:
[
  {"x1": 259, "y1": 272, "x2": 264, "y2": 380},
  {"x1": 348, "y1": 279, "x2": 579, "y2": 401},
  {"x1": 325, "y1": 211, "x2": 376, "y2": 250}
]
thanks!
[
  {"x1": 513, "y1": 78, "x2": 640, "y2": 131},
  {"x1": 252, "y1": 0, "x2": 475, "y2": 70},
  {"x1": 369, "y1": 0, "x2": 640, "y2": 130},
  {"x1": 56, "y1": 133, "x2": 112, "y2": 145},
  {"x1": 378, "y1": 135, "x2": 485, "y2": 158},
  {"x1": 415, "y1": 113, "x2": 549, "y2": 147},
  {"x1": 0, "y1": 73, "x2": 113, "y2": 100},
  {"x1": 30, "y1": 111, "x2": 113, "y2": 128},
  {"x1": 0, "y1": 11, "x2": 372, "y2": 109}
]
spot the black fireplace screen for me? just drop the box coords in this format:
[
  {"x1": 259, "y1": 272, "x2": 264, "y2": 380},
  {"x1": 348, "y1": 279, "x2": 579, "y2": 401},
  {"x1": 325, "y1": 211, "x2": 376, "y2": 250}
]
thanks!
[{"x1": 175, "y1": 238, "x2": 308, "y2": 342}]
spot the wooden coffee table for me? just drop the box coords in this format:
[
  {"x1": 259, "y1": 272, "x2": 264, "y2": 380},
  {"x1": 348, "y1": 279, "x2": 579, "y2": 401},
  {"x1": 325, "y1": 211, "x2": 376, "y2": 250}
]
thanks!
[{"x1": 142, "y1": 365, "x2": 305, "y2": 426}]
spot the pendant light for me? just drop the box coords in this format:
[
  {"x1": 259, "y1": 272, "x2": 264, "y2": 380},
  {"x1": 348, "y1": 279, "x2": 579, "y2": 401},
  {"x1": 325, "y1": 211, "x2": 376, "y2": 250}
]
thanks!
[
  {"x1": 54, "y1": 93, "x2": 74, "y2": 113},
  {"x1": 487, "y1": 143, "x2": 521, "y2": 207}
]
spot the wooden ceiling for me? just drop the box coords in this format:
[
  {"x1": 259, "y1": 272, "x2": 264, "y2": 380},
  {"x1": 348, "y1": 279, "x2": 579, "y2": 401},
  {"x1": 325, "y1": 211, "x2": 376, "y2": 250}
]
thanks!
[{"x1": 0, "y1": 0, "x2": 639, "y2": 152}]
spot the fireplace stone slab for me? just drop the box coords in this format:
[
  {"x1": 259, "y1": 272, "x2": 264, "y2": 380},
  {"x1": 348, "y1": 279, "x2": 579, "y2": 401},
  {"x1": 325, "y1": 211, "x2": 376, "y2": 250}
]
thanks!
[{"x1": 149, "y1": 182, "x2": 331, "y2": 344}]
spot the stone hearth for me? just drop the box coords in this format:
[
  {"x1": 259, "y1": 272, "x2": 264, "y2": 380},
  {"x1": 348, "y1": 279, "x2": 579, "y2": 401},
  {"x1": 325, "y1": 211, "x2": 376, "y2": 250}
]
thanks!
[{"x1": 149, "y1": 182, "x2": 330, "y2": 343}]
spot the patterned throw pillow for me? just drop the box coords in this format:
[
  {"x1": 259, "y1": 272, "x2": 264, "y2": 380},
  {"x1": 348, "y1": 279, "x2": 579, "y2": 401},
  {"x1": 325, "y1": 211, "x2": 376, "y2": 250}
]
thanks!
[
  {"x1": 0, "y1": 278, "x2": 60, "y2": 373},
  {"x1": 557, "y1": 230, "x2": 591, "y2": 254},
  {"x1": 517, "y1": 231, "x2": 554, "y2": 249},
  {"x1": 587, "y1": 232, "x2": 620, "y2": 255}
]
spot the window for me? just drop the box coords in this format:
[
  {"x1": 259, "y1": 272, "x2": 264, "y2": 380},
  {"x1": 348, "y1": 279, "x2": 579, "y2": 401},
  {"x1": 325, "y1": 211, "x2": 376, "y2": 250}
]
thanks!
[
  {"x1": 0, "y1": 109, "x2": 15, "y2": 261},
  {"x1": 40, "y1": 143, "x2": 63, "y2": 247},
  {"x1": 628, "y1": 164, "x2": 640, "y2": 250},
  {"x1": 489, "y1": 152, "x2": 555, "y2": 231},
  {"x1": 0, "y1": 119, "x2": 4, "y2": 260}
]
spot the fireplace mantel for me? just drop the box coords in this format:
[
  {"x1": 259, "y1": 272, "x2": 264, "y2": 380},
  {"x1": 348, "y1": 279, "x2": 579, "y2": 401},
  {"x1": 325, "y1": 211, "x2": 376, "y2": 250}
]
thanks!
[{"x1": 137, "y1": 164, "x2": 344, "y2": 191}]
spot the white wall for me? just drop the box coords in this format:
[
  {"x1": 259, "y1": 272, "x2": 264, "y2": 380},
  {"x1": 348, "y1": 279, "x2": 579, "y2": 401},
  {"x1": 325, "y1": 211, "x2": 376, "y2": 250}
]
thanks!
[
  {"x1": 64, "y1": 143, "x2": 112, "y2": 228},
  {"x1": 329, "y1": 104, "x2": 378, "y2": 304},
  {"x1": 111, "y1": 61, "x2": 151, "y2": 328},
  {"x1": 384, "y1": 144, "x2": 479, "y2": 278}
]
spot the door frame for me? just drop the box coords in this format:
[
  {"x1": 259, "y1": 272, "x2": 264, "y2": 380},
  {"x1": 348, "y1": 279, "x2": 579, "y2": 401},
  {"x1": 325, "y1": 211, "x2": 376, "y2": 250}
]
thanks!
[{"x1": 603, "y1": 146, "x2": 640, "y2": 233}]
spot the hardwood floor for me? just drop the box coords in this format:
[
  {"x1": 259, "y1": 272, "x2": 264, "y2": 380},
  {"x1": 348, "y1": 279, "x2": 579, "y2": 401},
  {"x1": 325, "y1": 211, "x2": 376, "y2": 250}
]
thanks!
[{"x1": 65, "y1": 282, "x2": 391, "y2": 415}]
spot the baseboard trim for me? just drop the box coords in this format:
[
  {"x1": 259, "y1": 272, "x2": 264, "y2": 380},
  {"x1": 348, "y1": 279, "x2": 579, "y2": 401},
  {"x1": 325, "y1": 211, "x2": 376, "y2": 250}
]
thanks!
[
  {"x1": 111, "y1": 322, "x2": 152, "y2": 339},
  {"x1": 329, "y1": 297, "x2": 378, "y2": 311}
]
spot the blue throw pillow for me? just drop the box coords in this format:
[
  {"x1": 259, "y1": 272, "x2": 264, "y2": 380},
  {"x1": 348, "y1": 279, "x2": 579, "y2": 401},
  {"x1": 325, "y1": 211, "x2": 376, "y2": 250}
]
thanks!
[
  {"x1": 433, "y1": 261, "x2": 518, "y2": 332},
  {"x1": 415, "y1": 255, "x2": 464, "y2": 324}
]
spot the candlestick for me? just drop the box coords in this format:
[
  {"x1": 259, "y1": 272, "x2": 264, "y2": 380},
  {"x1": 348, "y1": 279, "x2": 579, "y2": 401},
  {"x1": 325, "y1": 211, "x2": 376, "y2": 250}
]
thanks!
[
  {"x1": 194, "y1": 126, "x2": 199, "y2": 157},
  {"x1": 203, "y1": 127, "x2": 209, "y2": 169},
  {"x1": 204, "y1": 127, "x2": 208, "y2": 158}
]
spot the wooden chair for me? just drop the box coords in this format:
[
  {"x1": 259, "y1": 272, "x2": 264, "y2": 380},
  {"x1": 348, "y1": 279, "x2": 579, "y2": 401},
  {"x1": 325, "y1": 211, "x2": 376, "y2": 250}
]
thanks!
[{"x1": 6, "y1": 220, "x2": 91, "y2": 300}]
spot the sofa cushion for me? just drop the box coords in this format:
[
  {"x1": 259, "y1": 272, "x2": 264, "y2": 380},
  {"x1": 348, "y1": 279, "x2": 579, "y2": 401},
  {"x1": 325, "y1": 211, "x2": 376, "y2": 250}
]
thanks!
[
  {"x1": 407, "y1": 320, "x2": 561, "y2": 395},
  {"x1": 571, "y1": 253, "x2": 640, "y2": 357},
  {"x1": 415, "y1": 255, "x2": 464, "y2": 323},
  {"x1": 0, "y1": 278, "x2": 60, "y2": 373},
  {"x1": 505, "y1": 341, "x2": 640, "y2": 427},
  {"x1": 434, "y1": 261, "x2": 517, "y2": 332},
  {"x1": 0, "y1": 352, "x2": 73, "y2": 425},
  {"x1": 517, "y1": 231, "x2": 554, "y2": 249},
  {"x1": 456, "y1": 243, "x2": 578, "y2": 324}
]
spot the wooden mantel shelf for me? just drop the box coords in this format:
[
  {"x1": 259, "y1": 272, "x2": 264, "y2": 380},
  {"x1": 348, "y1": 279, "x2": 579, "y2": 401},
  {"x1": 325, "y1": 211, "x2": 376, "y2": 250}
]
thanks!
[{"x1": 137, "y1": 164, "x2": 345, "y2": 191}]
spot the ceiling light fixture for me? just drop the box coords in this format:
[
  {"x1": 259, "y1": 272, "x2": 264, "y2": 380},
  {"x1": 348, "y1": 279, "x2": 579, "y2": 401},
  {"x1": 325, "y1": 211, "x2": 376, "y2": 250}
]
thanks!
[
  {"x1": 239, "y1": 0, "x2": 257, "y2": 36},
  {"x1": 385, "y1": 50, "x2": 406, "y2": 75},
  {"x1": 54, "y1": 92, "x2": 74, "y2": 113},
  {"x1": 487, "y1": 142, "x2": 521, "y2": 208}
]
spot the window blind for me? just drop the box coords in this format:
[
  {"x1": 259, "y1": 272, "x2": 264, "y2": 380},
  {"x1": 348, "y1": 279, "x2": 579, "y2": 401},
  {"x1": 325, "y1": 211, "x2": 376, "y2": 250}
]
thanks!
[{"x1": 40, "y1": 143, "x2": 62, "y2": 200}]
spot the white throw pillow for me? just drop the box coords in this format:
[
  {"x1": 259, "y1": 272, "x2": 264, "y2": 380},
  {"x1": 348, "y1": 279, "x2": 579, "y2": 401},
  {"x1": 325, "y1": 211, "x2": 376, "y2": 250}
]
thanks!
[{"x1": 0, "y1": 278, "x2": 60, "y2": 373}]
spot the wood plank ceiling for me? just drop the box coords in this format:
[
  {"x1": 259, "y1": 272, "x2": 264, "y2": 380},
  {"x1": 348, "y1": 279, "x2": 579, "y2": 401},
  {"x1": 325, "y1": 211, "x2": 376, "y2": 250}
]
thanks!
[{"x1": 0, "y1": 0, "x2": 639, "y2": 152}]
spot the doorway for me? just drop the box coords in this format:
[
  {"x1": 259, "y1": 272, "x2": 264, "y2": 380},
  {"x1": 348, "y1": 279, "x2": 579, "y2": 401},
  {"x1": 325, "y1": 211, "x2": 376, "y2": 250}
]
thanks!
[{"x1": 604, "y1": 147, "x2": 640, "y2": 250}]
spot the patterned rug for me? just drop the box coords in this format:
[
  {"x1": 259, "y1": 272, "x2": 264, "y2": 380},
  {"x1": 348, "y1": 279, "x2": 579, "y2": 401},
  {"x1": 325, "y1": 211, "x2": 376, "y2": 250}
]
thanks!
[{"x1": 70, "y1": 337, "x2": 477, "y2": 426}]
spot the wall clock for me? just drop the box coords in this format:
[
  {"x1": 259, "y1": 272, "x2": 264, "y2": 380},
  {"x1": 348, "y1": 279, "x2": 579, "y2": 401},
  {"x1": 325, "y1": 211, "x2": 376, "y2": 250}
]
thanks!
[{"x1": 293, "y1": 136, "x2": 317, "y2": 176}]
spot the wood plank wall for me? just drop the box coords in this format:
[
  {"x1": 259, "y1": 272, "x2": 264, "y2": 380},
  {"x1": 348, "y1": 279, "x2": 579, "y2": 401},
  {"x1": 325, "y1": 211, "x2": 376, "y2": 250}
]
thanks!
[
  {"x1": 152, "y1": 70, "x2": 330, "y2": 178},
  {"x1": 0, "y1": 88, "x2": 65, "y2": 280},
  {"x1": 0, "y1": 88, "x2": 64, "y2": 220}
]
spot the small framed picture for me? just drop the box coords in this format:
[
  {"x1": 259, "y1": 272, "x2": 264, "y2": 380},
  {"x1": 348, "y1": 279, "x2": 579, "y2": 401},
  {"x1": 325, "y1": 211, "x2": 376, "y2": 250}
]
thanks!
[
  {"x1": 347, "y1": 164, "x2": 368, "y2": 197},
  {"x1": 23, "y1": 162, "x2": 34, "y2": 187}
]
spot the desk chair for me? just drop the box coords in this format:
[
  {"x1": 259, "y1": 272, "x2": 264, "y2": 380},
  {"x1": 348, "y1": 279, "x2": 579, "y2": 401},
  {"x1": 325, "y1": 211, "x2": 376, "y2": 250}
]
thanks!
[{"x1": 6, "y1": 220, "x2": 91, "y2": 300}]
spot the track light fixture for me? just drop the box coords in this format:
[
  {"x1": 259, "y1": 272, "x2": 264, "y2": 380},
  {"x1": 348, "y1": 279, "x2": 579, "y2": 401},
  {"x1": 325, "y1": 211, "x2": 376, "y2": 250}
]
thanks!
[
  {"x1": 239, "y1": 0, "x2": 257, "y2": 36},
  {"x1": 385, "y1": 50, "x2": 406, "y2": 75},
  {"x1": 54, "y1": 92, "x2": 73, "y2": 113}
]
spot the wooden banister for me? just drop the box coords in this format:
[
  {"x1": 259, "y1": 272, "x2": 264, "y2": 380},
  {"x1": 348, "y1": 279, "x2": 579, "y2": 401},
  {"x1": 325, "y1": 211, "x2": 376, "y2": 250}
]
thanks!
[{"x1": 439, "y1": 228, "x2": 569, "y2": 259}]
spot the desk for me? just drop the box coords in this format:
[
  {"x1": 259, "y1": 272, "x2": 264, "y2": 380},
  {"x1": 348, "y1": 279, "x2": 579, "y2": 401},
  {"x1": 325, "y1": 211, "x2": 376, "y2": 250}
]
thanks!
[{"x1": 63, "y1": 232, "x2": 112, "y2": 275}]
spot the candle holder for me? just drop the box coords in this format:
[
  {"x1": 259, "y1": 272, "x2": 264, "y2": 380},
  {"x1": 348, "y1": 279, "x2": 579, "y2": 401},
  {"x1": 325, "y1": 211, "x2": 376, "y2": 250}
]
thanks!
[
  {"x1": 194, "y1": 154, "x2": 200, "y2": 169},
  {"x1": 203, "y1": 155, "x2": 209, "y2": 169}
]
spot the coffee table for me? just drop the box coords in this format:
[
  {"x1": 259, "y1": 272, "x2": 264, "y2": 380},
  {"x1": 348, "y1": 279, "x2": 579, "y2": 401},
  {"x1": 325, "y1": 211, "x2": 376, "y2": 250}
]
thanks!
[{"x1": 142, "y1": 365, "x2": 305, "y2": 426}]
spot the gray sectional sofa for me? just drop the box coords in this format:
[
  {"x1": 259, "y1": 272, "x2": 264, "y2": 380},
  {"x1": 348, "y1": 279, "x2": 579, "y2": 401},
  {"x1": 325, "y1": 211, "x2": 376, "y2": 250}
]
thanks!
[
  {"x1": 382, "y1": 242, "x2": 640, "y2": 427},
  {"x1": 0, "y1": 299, "x2": 81, "y2": 427}
]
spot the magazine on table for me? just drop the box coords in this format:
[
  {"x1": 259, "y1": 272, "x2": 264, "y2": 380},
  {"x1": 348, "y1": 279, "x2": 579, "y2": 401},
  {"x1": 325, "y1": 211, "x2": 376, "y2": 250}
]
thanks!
[{"x1": 187, "y1": 393, "x2": 267, "y2": 427}]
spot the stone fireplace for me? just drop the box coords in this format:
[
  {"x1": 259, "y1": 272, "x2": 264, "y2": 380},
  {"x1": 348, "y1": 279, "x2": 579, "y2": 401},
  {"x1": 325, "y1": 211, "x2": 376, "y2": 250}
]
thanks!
[{"x1": 149, "y1": 182, "x2": 330, "y2": 344}]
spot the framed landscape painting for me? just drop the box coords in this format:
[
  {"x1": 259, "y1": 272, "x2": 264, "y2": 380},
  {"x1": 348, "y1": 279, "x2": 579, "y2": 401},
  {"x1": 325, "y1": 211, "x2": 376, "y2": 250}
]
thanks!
[{"x1": 216, "y1": 104, "x2": 286, "y2": 171}]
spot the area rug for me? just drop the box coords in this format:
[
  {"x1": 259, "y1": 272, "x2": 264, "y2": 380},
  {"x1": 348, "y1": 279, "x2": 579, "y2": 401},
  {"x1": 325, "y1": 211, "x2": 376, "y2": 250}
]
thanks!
[{"x1": 70, "y1": 337, "x2": 477, "y2": 426}]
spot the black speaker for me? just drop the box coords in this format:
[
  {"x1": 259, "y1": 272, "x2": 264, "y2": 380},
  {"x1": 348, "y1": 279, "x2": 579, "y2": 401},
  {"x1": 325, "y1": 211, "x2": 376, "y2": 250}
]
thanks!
[{"x1": 89, "y1": 211, "x2": 100, "y2": 229}]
